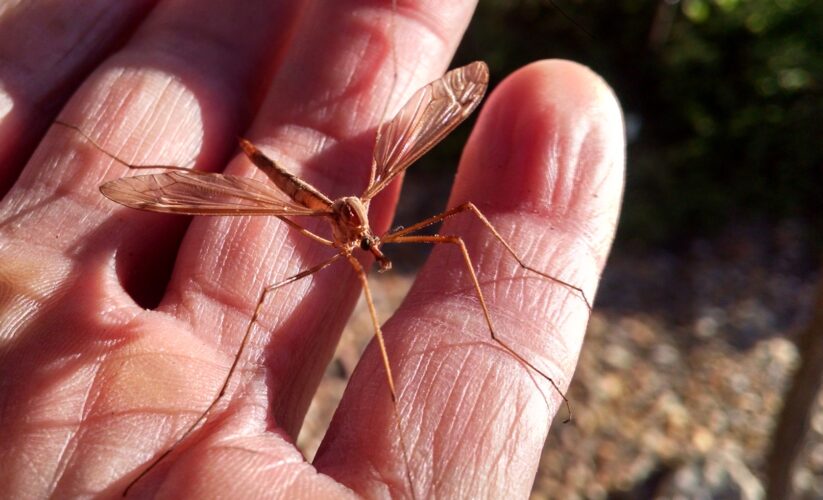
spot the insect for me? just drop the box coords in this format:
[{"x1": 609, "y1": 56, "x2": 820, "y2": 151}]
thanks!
[{"x1": 59, "y1": 60, "x2": 591, "y2": 495}]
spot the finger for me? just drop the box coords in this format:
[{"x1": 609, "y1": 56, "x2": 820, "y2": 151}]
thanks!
[
  {"x1": 0, "y1": 1, "x2": 157, "y2": 194},
  {"x1": 0, "y1": 0, "x2": 305, "y2": 305},
  {"x1": 315, "y1": 60, "x2": 625, "y2": 497},
  {"x1": 167, "y1": 0, "x2": 480, "y2": 438}
]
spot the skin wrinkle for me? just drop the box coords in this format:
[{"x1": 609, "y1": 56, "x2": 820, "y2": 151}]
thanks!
[
  {"x1": 180, "y1": 282, "x2": 253, "y2": 346},
  {"x1": 496, "y1": 408, "x2": 530, "y2": 495},
  {"x1": 12, "y1": 173, "x2": 109, "y2": 230},
  {"x1": 416, "y1": 336, "x2": 454, "y2": 458},
  {"x1": 394, "y1": 325, "x2": 432, "y2": 459},
  {"x1": 274, "y1": 16, "x2": 395, "y2": 123},
  {"x1": 203, "y1": 218, "x2": 306, "y2": 304},
  {"x1": 504, "y1": 211, "x2": 598, "y2": 287},
  {"x1": 484, "y1": 300, "x2": 568, "y2": 364},
  {"x1": 430, "y1": 296, "x2": 571, "y2": 396},
  {"x1": 558, "y1": 155, "x2": 584, "y2": 224},
  {"x1": 456, "y1": 371, "x2": 493, "y2": 495},
  {"x1": 575, "y1": 126, "x2": 600, "y2": 193},
  {"x1": 26, "y1": 405, "x2": 201, "y2": 431},
  {"x1": 254, "y1": 6, "x2": 462, "y2": 194},
  {"x1": 53, "y1": 426, "x2": 88, "y2": 494},
  {"x1": 102, "y1": 354, "x2": 215, "y2": 412},
  {"x1": 432, "y1": 350, "x2": 491, "y2": 490},
  {"x1": 83, "y1": 68, "x2": 144, "y2": 135},
  {"x1": 476, "y1": 362, "x2": 516, "y2": 445},
  {"x1": 191, "y1": 232, "x2": 337, "y2": 332},
  {"x1": 197, "y1": 221, "x2": 248, "y2": 292},
  {"x1": 393, "y1": 1, "x2": 453, "y2": 55},
  {"x1": 544, "y1": 128, "x2": 563, "y2": 213},
  {"x1": 51, "y1": 353, "x2": 111, "y2": 489},
  {"x1": 208, "y1": 224, "x2": 263, "y2": 303},
  {"x1": 479, "y1": 387, "x2": 516, "y2": 495},
  {"x1": 428, "y1": 343, "x2": 474, "y2": 483},
  {"x1": 354, "y1": 2, "x2": 452, "y2": 119},
  {"x1": 17, "y1": 448, "x2": 47, "y2": 493},
  {"x1": 141, "y1": 84, "x2": 186, "y2": 156},
  {"x1": 124, "y1": 3, "x2": 294, "y2": 121},
  {"x1": 411, "y1": 347, "x2": 440, "y2": 447},
  {"x1": 94, "y1": 72, "x2": 165, "y2": 156},
  {"x1": 474, "y1": 231, "x2": 578, "y2": 312},
  {"x1": 125, "y1": 79, "x2": 193, "y2": 161},
  {"x1": 451, "y1": 362, "x2": 494, "y2": 483},
  {"x1": 47, "y1": 427, "x2": 78, "y2": 492},
  {"x1": 446, "y1": 203, "x2": 586, "y2": 274},
  {"x1": 338, "y1": 22, "x2": 389, "y2": 132},
  {"x1": 481, "y1": 89, "x2": 585, "y2": 222},
  {"x1": 423, "y1": 284, "x2": 567, "y2": 345}
]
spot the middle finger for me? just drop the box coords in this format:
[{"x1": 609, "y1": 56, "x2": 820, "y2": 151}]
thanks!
[{"x1": 168, "y1": 0, "x2": 480, "y2": 438}]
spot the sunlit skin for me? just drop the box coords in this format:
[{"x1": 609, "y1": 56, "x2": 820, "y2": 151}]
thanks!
[
  {"x1": 93, "y1": 62, "x2": 494, "y2": 494},
  {"x1": 0, "y1": 0, "x2": 624, "y2": 498}
]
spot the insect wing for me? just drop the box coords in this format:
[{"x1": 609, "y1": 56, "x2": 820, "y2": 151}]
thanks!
[
  {"x1": 100, "y1": 171, "x2": 325, "y2": 216},
  {"x1": 363, "y1": 61, "x2": 489, "y2": 200}
]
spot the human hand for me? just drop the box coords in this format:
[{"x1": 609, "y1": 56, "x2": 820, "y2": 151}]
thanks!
[{"x1": 0, "y1": 0, "x2": 624, "y2": 497}]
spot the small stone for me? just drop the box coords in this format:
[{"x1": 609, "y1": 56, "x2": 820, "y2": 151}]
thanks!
[
  {"x1": 652, "y1": 343, "x2": 681, "y2": 366},
  {"x1": 604, "y1": 343, "x2": 634, "y2": 370},
  {"x1": 692, "y1": 428, "x2": 715, "y2": 453},
  {"x1": 695, "y1": 314, "x2": 720, "y2": 339}
]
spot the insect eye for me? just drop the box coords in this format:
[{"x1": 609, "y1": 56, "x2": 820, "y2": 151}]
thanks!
[{"x1": 360, "y1": 238, "x2": 372, "y2": 250}]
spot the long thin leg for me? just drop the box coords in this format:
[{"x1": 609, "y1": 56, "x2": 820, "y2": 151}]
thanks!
[
  {"x1": 386, "y1": 234, "x2": 572, "y2": 422},
  {"x1": 54, "y1": 119, "x2": 196, "y2": 172},
  {"x1": 276, "y1": 216, "x2": 334, "y2": 247},
  {"x1": 343, "y1": 254, "x2": 416, "y2": 499},
  {"x1": 123, "y1": 252, "x2": 344, "y2": 496},
  {"x1": 383, "y1": 202, "x2": 592, "y2": 312},
  {"x1": 343, "y1": 255, "x2": 397, "y2": 401}
]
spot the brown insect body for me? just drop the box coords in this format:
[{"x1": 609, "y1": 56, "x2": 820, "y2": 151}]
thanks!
[
  {"x1": 328, "y1": 196, "x2": 390, "y2": 270},
  {"x1": 237, "y1": 138, "x2": 333, "y2": 212},
  {"x1": 238, "y1": 136, "x2": 389, "y2": 269}
]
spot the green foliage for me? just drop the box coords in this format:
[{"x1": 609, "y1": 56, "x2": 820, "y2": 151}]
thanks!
[{"x1": 442, "y1": 0, "x2": 822, "y2": 244}]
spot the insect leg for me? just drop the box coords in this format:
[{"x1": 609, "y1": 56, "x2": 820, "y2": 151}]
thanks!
[
  {"x1": 343, "y1": 254, "x2": 396, "y2": 401},
  {"x1": 343, "y1": 254, "x2": 417, "y2": 499},
  {"x1": 385, "y1": 234, "x2": 571, "y2": 422},
  {"x1": 53, "y1": 119, "x2": 196, "y2": 172},
  {"x1": 123, "y1": 252, "x2": 344, "y2": 496},
  {"x1": 383, "y1": 202, "x2": 592, "y2": 312},
  {"x1": 276, "y1": 216, "x2": 334, "y2": 247}
]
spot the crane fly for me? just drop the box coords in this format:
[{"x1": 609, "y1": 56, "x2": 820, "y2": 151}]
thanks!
[{"x1": 61, "y1": 60, "x2": 592, "y2": 495}]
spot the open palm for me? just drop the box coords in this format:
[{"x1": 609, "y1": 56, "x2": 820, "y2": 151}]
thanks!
[{"x1": 0, "y1": 0, "x2": 624, "y2": 497}]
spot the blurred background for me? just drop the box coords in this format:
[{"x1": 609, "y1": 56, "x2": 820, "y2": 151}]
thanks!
[{"x1": 299, "y1": 1, "x2": 823, "y2": 498}]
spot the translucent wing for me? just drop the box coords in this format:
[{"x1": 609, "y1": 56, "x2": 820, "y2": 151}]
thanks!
[
  {"x1": 362, "y1": 61, "x2": 489, "y2": 200},
  {"x1": 100, "y1": 171, "x2": 328, "y2": 216}
]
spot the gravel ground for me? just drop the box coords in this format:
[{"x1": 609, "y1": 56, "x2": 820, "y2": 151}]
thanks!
[{"x1": 295, "y1": 220, "x2": 820, "y2": 499}]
